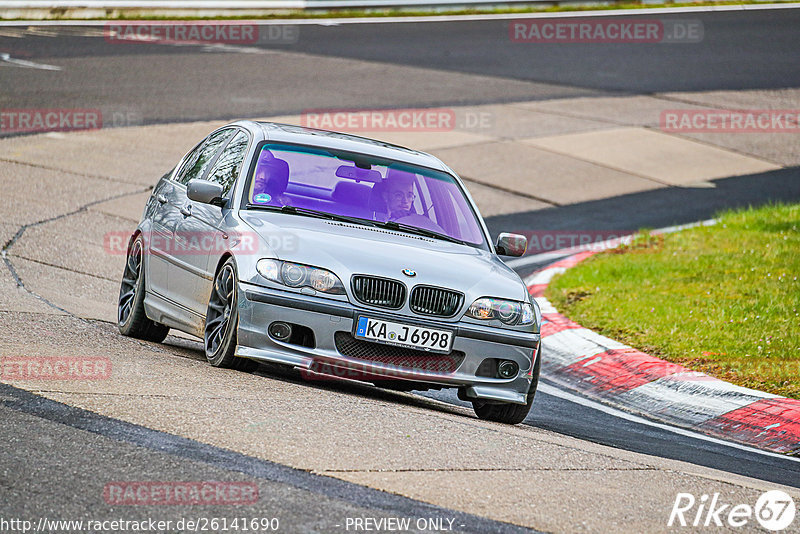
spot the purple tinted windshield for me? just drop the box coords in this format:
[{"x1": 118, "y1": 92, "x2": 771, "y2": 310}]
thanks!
[{"x1": 247, "y1": 143, "x2": 486, "y2": 247}]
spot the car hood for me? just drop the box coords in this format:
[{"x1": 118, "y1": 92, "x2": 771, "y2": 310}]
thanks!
[{"x1": 240, "y1": 212, "x2": 528, "y2": 302}]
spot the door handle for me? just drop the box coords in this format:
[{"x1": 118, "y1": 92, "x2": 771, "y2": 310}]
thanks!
[
  {"x1": 157, "y1": 194, "x2": 167, "y2": 204},
  {"x1": 180, "y1": 205, "x2": 192, "y2": 217}
]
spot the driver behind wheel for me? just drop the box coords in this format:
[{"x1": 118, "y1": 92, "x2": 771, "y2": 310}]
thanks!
[
  {"x1": 382, "y1": 169, "x2": 417, "y2": 221},
  {"x1": 252, "y1": 149, "x2": 292, "y2": 207}
]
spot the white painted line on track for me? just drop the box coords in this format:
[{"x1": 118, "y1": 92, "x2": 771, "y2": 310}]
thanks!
[
  {"x1": 1, "y1": 2, "x2": 799, "y2": 26},
  {"x1": 0, "y1": 52, "x2": 62, "y2": 69},
  {"x1": 504, "y1": 250, "x2": 572, "y2": 270},
  {"x1": 539, "y1": 382, "x2": 800, "y2": 464},
  {"x1": 507, "y1": 218, "x2": 718, "y2": 272},
  {"x1": 653, "y1": 218, "x2": 717, "y2": 234}
]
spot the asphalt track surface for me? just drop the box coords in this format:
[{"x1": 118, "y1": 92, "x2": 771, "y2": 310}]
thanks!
[
  {"x1": 2, "y1": 10, "x2": 800, "y2": 124},
  {"x1": 2, "y1": 8, "x2": 800, "y2": 528},
  {"x1": 285, "y1": 10, "x2": 800, "y2": 94}
]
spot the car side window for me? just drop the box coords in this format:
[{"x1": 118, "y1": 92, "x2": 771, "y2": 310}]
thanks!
[
  {"x1": 205, "y1": 131, "x2": 249, "y2": 197},
  {"x1": 174, "y1": 129, "x2": 235, "y2": 186}
]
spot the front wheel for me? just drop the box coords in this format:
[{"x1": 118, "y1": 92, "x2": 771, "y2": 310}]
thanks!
[
  {"x1": 117, "y1": 234, "x2": 169, "y2": 343},
  {"x1": 204, "y1": 258, "x2": 256, "y2": 372},
  {"x1": 472, "y1": 351, "x2": 541, "y2": 425}
]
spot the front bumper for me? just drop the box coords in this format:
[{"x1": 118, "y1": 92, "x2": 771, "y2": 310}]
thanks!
[{"x1": 235, "y1": 283, "x2": 540, "y2": 405}]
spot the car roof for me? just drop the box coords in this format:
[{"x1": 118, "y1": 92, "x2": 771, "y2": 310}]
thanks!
[{"x1": 229, "y1": 120, "x2": 451, "y2": 173}]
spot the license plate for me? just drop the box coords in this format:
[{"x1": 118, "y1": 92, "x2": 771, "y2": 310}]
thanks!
[{"x1": 354, "y1": 316, "x2": 454, "y2": 354}]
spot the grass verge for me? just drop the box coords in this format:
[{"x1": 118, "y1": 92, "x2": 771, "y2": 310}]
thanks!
[{"x1": 545, "y1": 203, "x2": 800, "y2": 399}]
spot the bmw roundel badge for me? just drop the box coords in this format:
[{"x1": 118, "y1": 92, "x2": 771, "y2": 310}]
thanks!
[{"x1": 402, "y1": 269, "x2": 416, "y2": 277}]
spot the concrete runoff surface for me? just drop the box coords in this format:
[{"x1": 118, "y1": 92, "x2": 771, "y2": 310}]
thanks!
[
  {"x1": 0, "y1": 384, "x2": 532, "y2": 534},
  {"x1": 2, "y1": 92, "x2": 800, "y2": 532},
  {"x1": 523, "y1": 127, "x2": 780, "y2": 186}
]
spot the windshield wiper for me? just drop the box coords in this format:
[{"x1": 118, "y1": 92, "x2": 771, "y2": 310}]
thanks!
[
  {"x1": 278, "y1": 205, "x2": 378, "y2": 228},
  {"x1": 247, "y1": 203, "x2": 373, "y2": 226},
  {"x1": 247, "y1": 204, "x2": 466, "y2": 244},
  {"x1": 279, "y1": 206, "x2": 374, "y2": 226},
  {"x1": 375, "y1": 220, "x2": 467, "y2": 245}
]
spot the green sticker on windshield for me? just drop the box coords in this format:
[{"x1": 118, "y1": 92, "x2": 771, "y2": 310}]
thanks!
[{"x1": 253, "y1": 193, "x2": 272, "y2": 204}]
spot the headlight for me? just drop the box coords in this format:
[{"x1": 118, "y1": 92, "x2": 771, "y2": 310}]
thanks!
[
  {"x1": 256, "y1": 259, "x2": 345, "y2": 295},
  {"x1": 256, "y1": 258, "x2": 280, "y2": 282},
  {"x1": 529, "y1": 297, "x2": 542, "y2": 332},
  {"x1": 466, "y1": 297, "x2": 534, "y2": 326}
]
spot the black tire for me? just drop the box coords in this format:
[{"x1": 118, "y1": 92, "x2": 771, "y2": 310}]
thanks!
[
  {"x1": 472, "y1": 351, "x2": 541, "y2": 425},
  {"x1": 204, "y1": 258, "x2": 257, "y2": 372},
  {"x1": 117, "y1": 234, "x2": 170, "y2": 343}
]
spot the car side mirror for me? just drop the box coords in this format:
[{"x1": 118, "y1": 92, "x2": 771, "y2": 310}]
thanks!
[
  {"x1": 187, "y1": 179, "x2": 225, "y2": 206},
  {"x1": 495, "y1": 233, "x2": 527, "y2": 257}
]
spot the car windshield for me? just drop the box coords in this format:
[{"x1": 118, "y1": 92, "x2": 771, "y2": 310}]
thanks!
[{"x1": 244, "y1": 143, "x2": 487, "y2": 248}]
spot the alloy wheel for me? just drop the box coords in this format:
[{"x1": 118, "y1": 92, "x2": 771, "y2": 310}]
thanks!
[
  {"x1": 118, "y1": 238, "x2": 143, "y2": 325},
  {"x1": 205, "y1": 264, "x2": 235, "y2": 356}
]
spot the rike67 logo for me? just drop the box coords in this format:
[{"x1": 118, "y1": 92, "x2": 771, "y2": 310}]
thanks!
[{"x1": 669, "y1": 490, "x2": 796, "y2": 530}]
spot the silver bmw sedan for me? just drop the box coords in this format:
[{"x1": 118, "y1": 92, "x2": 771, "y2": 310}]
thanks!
[{"x1": 118, "y1": 121, "x2": 542, "y2": 424}]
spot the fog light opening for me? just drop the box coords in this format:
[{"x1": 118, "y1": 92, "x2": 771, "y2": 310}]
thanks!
[
  {"x1": 269, "y1": 322, "x2": 292, "y2": 341},
  {"x1": 497, "y1": 360, "x2": 519, "y2": 379}
]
